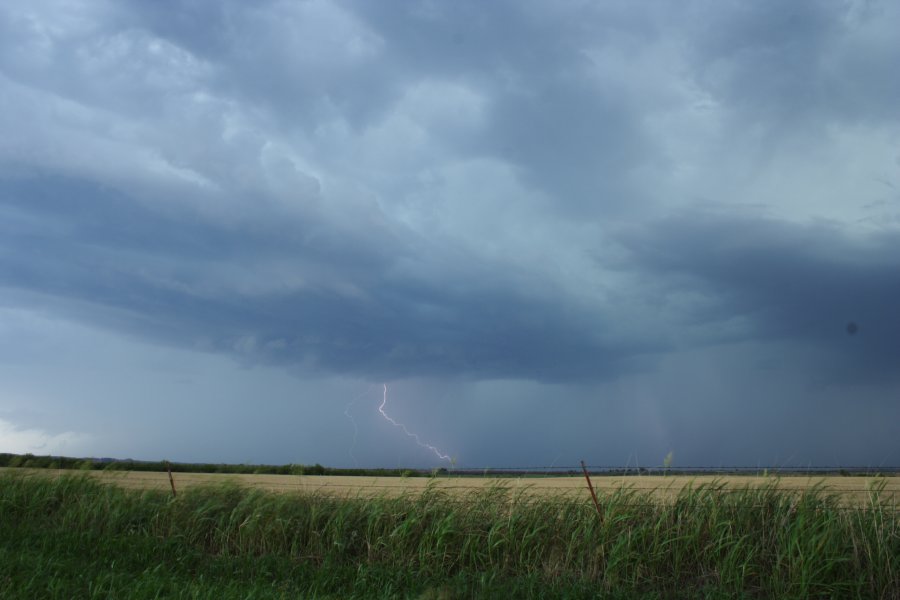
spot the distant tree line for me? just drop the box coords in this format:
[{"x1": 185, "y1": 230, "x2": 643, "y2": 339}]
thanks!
[
  {"x1": 0, "y1": 453, "x2": 431, "y2": 478},
  {"x1": 4, "y1": 453, "x2": 888, "y2": 478}
]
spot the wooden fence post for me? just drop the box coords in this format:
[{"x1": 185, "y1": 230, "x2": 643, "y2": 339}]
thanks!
[
  {"x1": 165, "y1": 460, "x2": 177, "y2": 498},
  {"x1": 581, "y1": 460, "x2": 603, "y2": 521}
]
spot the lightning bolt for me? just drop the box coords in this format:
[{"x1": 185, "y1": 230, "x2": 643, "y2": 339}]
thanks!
[{"x1": 378, "y1": 384, "x2": 452, "y2": 463}]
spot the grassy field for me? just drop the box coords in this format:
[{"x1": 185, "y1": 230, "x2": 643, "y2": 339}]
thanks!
[
  {"x1": 3, "y1": 466, "x2": 897, "y2": 505},
  {"x1": 1, "y1": 470, "x2": 897, "y2": 598}
]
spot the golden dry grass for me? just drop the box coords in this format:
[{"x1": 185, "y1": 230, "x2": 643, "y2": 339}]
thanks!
[{"x1": 5, "y1": 468, "x2": 895, "y2": 506}]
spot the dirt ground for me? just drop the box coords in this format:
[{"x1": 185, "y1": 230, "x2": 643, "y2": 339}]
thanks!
[{"x1": 6, "y1": 468, "x2": 896, "y2": 506}]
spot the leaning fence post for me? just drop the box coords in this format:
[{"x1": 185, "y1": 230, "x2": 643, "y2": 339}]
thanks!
[
  {"x1": 165, "y1": 460, "x2": 177, "y2": 498},
  {"x1": 581, "y1": 460, "x2": 603, "y2": 521}
]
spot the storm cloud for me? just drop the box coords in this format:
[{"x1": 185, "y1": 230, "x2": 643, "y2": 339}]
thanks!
[
  {"x1": 1, "y1": 0, "x2": 898, "y2": 466},
  {"x1": 618, "y1": 213, "x2": 900, "y2": 383}
]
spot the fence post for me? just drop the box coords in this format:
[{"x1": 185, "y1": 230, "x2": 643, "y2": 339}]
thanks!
[
  {"x1": 165, "y1": 460, "x2": 177, "y2": 498},
  {"x1": 581, "y1": 460, "x2": 603, "y2": 521}
]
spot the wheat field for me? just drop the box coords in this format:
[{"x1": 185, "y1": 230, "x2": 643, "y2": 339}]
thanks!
[{"x1": 5, "y1": 467, "x2": 895, "y2": 506}]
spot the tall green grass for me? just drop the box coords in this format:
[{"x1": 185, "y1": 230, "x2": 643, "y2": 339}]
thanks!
[{"x1": 1, "y1": 472, "x2": 896, "y2": 598}]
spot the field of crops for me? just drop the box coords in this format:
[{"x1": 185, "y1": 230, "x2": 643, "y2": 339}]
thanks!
[
  {"x1": 4, "y1": 466, "x2": 897, "y2": 506},
  {"x1": 1, "y1": 468, "x2": 897, "y2": 598}
]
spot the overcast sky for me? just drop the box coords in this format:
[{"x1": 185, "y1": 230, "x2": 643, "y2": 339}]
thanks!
[{"x1": 1, "y1": 0, "x2": 898, "y2": 469}]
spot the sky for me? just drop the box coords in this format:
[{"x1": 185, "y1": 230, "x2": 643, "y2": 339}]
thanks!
[{"x1": 1, "y1": 0, "x2": 898, "y2": 469}]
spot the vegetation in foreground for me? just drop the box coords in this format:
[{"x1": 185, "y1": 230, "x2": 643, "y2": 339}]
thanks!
[{"x1": 0, "y1": 472, "x2": 897, "y2": 599}]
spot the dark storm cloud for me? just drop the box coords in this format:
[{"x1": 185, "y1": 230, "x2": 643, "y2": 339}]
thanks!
[
  {"x1": 119, "y1": 0, "x2": 661, "y2": 214},
  {"x1": 117, "y1": 0, "x2": 400, "y2": 132},
  {"x1": 344, "y1": 0, "x2": 661, "y2": 213},
  {"x1": 0, "y1": 174, "x2": 645, "y2": 382},
  {"x1": 0, "y1": 0, "x2": 898, "y2": 386},
  {"x1": 2, "y1": 0, "x2": 900, "y2": 467},
  {"x1": 693, "y1": 0, "x2": 900, "y2": 117},
  {"x1": 619, "y1": 213, "x2": 900, "y2": 382}
]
